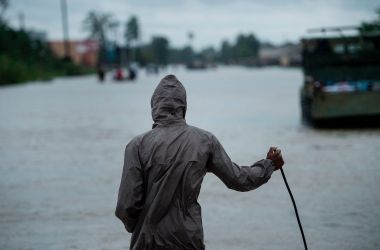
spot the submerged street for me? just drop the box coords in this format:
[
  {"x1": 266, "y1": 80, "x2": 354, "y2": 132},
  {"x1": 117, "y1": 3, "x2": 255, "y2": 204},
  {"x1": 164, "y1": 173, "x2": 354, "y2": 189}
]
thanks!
[{"x1": 1, "y1": 67, "x2": 380, "y2": 250}]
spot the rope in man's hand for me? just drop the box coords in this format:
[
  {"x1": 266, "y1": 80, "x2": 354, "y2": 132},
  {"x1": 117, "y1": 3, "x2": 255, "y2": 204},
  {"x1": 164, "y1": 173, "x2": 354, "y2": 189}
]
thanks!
[{"x1": 267, "y1": 147, "x2": 308, "y2": 250}]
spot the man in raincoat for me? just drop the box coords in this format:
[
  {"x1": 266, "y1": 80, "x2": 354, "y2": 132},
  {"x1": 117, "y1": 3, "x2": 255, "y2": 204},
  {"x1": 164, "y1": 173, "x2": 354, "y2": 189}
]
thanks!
[{"x1": 115, "y1": 75, "x2": 284, "y2": 250}]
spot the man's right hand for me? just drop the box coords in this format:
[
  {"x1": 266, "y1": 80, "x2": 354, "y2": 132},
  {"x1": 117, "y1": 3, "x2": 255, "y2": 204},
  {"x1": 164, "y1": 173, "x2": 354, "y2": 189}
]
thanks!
[{"x1": 266, "y1": 146, "x2": 285, "y2": 170}]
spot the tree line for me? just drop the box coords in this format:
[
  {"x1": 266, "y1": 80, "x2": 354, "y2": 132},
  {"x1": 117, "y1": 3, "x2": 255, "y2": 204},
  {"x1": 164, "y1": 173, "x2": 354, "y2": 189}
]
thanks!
[
  {"x1": 83, "y1": 8, "x2": 380, "y2": 68},
  {"x1": 0, "y1": 0, "x2": 91, "y2": 84},
  {"x1": 82, "y1": 11, "x2": 260, "y2": 67},
  {"x1": 1, "y1": 0, "x2": 379, "y2": 84}
]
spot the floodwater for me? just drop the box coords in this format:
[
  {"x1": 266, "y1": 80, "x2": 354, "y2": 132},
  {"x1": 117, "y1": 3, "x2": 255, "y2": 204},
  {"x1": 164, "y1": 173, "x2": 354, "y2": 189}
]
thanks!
[{"x1": 1, "y1": 66, "x2": 380, "y2": 250}]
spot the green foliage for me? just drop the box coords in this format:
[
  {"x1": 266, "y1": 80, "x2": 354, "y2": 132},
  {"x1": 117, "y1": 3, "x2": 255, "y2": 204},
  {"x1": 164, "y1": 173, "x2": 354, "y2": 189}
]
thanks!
[
  {"x1": 0, "y1": 23, "x2": 91, "y2": 85},
  {"x1": 0, "y1": 54, "x2": 31, "y2": 83},
  {"x1": 134, "y1": 32, "x2": 260, "y2": 66},
  {"x1": 125, "y1": 16, "x2": 139, "y2": 45},
  {"x1": 219, "y1": 40, "x2": 232, "y2": 63},
  {"x1": 198, "y1": 46, "x2": 217, "y2": 62},
  {"x1": 169, "y1": 46, "x2": 194, "y2": 64},
  {"x1": 81, "y1": 12, "x2": 260, "y2": 67},
  {"x1": 124, "y1": 16, "x2": 139, "y2": 64},
  {"x1": 151, "y1": 36, "x2": 169, "y2": 65},
  {"x1": 82, "y1": 11, "x2": 117, "y2": 44},
  {"x1": 218, "y1": 33, "x2": 260, "y2": 64},
  {"x1": 235, "y1": 34, "x2": 259, "y2": 58},
  {"x1": 360, "y1": 8, "x2": 380, "y2": 34},
  {"x1": 134, "y1": 36, "x2": 171, "y2": 66},
  {"x1": 135, "y1": 46, "x2": 152, "y2": 66}
]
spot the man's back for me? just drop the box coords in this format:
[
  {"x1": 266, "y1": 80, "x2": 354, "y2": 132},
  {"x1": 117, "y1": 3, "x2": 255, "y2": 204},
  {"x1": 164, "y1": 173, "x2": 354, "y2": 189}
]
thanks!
[
  {"x1": 116, "y1": 75, "x2": 276, "y2": 250},
  {"x1": 122, "y1": 124, "x2": 212, "y2": 249}
]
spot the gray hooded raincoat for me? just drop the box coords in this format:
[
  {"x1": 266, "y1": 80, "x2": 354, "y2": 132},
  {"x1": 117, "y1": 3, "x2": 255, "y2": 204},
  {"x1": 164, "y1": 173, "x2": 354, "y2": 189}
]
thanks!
[{"x1": 116, "y1": 75, "x2": 275, "y2": 250}]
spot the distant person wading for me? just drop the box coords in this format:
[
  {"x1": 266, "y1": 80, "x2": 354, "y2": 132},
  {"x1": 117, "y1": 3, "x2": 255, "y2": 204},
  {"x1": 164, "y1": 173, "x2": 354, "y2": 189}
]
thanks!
[{"x1": 115, "y1": 75, "x2": 285, "y2": 250}]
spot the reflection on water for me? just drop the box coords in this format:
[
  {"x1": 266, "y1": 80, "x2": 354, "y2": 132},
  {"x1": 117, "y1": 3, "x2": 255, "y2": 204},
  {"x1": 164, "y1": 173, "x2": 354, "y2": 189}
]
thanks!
[{"x1": 0, "y1": 66, "x2": 379, "y2": 250}]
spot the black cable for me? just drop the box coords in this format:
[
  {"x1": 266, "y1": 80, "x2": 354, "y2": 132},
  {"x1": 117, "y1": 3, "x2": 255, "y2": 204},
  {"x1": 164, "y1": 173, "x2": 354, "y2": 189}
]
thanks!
[{"x1": 280, "y1": 168, "x2": 308, "y2": 250}]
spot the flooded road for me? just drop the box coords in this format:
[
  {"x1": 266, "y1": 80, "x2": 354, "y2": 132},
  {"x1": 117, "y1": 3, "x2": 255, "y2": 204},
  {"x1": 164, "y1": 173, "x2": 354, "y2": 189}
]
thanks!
[{"x1": 1, "y1": 66, "x2": 380, "y2": 250}]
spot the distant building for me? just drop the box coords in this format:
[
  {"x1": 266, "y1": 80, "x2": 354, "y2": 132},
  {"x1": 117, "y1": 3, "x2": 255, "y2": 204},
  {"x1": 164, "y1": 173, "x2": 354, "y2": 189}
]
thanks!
[
  {"x1": 48, "y1": 40, "x2": 99, "y2": 68},
  {"x1": 259, "y1": 43, "x2": 302, "y2": 66}
]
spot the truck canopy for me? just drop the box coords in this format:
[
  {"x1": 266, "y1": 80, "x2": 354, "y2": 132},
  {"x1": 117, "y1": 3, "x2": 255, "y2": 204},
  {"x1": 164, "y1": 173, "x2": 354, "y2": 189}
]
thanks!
[{"x1": 302, "y1": 34, "x2": 380, "y2": 81}]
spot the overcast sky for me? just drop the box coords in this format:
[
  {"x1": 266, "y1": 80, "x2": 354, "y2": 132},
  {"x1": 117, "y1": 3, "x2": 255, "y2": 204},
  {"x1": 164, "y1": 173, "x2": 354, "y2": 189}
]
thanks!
[{"x1": 5, "y1": 0, "x2": 379, "y2": 49}]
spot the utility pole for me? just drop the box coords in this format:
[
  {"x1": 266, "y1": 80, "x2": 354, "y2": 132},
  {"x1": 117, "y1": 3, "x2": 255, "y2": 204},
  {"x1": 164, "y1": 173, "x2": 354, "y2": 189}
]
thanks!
[{"x1": 60, "y1": 0, "x2": 70, "y2": 60}]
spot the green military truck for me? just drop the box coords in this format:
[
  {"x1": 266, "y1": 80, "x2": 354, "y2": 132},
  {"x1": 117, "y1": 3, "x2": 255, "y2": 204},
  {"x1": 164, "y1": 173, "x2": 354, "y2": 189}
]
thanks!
[{"x1": 300, "y1": 27, "x2": 380, "y2": 127}]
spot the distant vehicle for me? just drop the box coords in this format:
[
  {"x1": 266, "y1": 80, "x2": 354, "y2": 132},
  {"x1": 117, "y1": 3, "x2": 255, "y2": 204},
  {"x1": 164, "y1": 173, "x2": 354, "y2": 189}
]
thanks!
[{"x1": 300, "y1": 26, "x2": 380, "y2": 127}]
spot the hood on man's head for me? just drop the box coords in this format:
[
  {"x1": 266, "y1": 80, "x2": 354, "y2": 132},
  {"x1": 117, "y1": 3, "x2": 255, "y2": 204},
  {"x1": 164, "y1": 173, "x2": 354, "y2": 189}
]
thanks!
[{"x1": 151, "y1": 75, "x2": 187, "y2": 123}]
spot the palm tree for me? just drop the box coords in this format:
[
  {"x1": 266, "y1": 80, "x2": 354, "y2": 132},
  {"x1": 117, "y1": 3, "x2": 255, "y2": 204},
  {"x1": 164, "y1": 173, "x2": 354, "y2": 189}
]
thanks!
[
  {"x1": 125, "y1": 16, "x2": 139, "y2": 64},
  {"x1": 83, "y1": 11, "x2": 117, "y2": 44},
  {"x1": 125, "y1": 16, "x2": 139, "y2": 46},
  {"x1": 82, "y1": 11, "x2": 118, "y2": 67}
]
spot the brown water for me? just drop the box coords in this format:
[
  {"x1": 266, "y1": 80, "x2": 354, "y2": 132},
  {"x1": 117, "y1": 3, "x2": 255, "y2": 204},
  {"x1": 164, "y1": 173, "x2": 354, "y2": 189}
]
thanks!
[{"x1": 1, "y1": 66, "x2": 380, "y2": 250}]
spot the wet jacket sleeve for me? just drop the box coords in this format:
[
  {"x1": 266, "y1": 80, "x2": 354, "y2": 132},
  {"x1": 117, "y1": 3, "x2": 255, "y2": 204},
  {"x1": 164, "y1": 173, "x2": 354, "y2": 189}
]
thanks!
[
  {"x1": 115, "y1": 139, "x2": 144, "y2": 233},
  {"x1": 207, "y1": 135, "x2": 275, "y2": 192}
]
